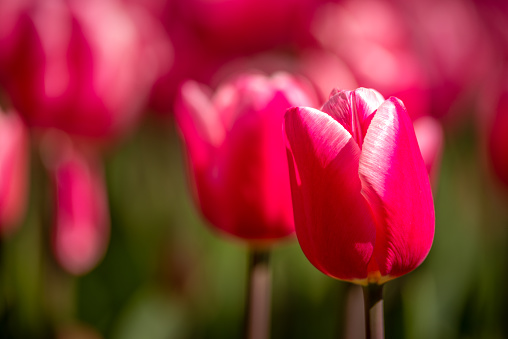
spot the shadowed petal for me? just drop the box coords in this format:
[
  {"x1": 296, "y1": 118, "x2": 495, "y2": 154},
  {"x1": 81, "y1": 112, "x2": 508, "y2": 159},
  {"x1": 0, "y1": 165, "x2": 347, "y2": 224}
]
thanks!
[
  {"x1": 284, "y1": 106, "x2": 376, "y2": 281},
  {"x1": 359, "y1": 97, "x2": 434, "y2": 281}
]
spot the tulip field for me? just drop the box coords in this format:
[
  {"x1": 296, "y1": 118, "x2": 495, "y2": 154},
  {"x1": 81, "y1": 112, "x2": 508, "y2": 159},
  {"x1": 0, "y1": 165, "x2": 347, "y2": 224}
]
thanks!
[{"x1": 0, "y1": 0, "x2": 507, "y2": 338}]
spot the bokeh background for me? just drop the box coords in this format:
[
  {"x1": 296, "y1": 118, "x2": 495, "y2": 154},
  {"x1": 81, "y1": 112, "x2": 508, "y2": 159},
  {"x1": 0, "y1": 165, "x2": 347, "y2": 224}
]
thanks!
[{"x1": 1, "y1": 0, "x2": 508, "y2": 338}]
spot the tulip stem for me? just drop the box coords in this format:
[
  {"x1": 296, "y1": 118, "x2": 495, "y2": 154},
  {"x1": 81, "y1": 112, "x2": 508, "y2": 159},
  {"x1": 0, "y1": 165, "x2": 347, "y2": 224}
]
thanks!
[
  {"x1": 245, "y1": 247, "x2": 271, "y2": 339},
  {"x1": 362, "y1": 284, "x2": 384, "y2": 339}
]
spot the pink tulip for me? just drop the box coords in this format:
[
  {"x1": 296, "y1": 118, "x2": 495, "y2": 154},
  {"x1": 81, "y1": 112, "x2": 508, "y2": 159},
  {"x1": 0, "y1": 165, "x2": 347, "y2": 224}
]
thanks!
[
  {"x1": 283, "y1": 88, "x2": 434, "y2": 284},
  {"x1": 0, "y1": 0, "x2": 170, "y2": 140},
  {"x1": 0, "y1": 111, "x2": 29, "y2": 236},
  {"x1": 42, "y1": 134, "x2": 109, "y2": 275},
  {"x1": 413, "y1": 116, "x2": 444, "y2": 187},
  {"x1": 175, "y1": 72, "x2": 318, "y2": 242}
]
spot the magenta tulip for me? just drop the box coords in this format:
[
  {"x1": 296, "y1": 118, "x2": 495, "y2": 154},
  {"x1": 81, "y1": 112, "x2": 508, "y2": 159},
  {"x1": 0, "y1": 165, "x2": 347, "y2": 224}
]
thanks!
[
  {"x1": 175, "y1": 72, "x2": 318, "y2": 242},
  {"x1": 0, "y1": 111, "x2": 29, "y2": 236},
  {"x1": 284, "y1": 88, "x2": 434, "y2": 284},
  {"x1": 43, "y1": 135, "x2": 109, "y2": 275}
]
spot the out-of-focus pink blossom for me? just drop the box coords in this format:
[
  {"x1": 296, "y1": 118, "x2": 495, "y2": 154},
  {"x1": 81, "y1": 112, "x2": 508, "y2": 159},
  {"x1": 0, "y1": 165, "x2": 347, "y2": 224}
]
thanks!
[
  {"x1": 297, "y1": 50, "x2": 358, "y2": 104},
  {"x1": 284, "y1": 88, "x2": 434, "y2": 284},
  {"x1": 0, "y1": 0, "x2": 172, "y2": 141},
  {"x1": 180, "y1": 0, "x2": 323, "y2": 54},
  {"x1": 413, "y1": 116, "x2": 444, "y2": 187},
  {"x1": 0, "y1": 110, "x2": 29, "y2": 236},
  {"x1": 210, "y1": 50, "x2": 358, "y2": 106},
  {"x1": 399, "y1": 0, "x2": 495, "y2": 122},
  {"x1": 175, "y1": 72, "x2": 318, "y2": 243},
  {"x1": 42, "y1": 133, "x2": 109, "y2": 275},
  {"x1": 312, "y1": 0, "x2": 431, "y2": 121},
  {"x1": 146, "y1": 0, "x2": 333, "y2": 113}
]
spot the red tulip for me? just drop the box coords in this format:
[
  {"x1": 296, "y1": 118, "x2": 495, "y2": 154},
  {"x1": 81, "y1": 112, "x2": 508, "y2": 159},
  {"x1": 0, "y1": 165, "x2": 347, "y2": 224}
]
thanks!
[
  {"x1": 42, "y1": 134, "x2": 109, "y2": 275},
  {"x1": 0, "y1": 111, "x2": 29, "y2": 236},
  {"x1": 0, "y1": 0, "x2": 170, "y2": 141},
  {"x1": 175, "y1": 72, "x2": 318, "y2": 242},
  {"x1": 283, "y1": 88, "x2": 434, "y2": 284}
]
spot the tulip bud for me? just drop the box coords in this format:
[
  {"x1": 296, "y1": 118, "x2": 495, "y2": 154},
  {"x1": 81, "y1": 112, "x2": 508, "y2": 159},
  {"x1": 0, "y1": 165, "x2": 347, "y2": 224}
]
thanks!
[
  {"x1": 0, "y1": 111, "x2": 29, "y2": 236},
  {"x1": 42, "y1": 133, "x2": 109, "y2": 275},
  {"x1": 284, "y1": 88, "x2": 434, "y2": 284},
  {"x1": 175, "y1": 72, "x2": 318, "y2": 243}
]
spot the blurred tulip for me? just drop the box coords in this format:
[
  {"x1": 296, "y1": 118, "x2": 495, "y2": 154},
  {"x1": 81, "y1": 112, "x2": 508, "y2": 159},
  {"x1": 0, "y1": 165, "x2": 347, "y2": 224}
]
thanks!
[
  {"x1": 312, "y1": 0, "x2": 431, "y2": 121},
  {"x1": 489, "y1": 88, "x2": 508, "y2": 188},
  {"x1": 0, "y1": 0, "x2": 171, "y2": 141},
  {"x1": 180, "y1": 0, "x2": 323, "y2": 54},
  {"x1": 175, "y1": 72, "x2": 318, "y2": 243},
  {"x1": 0, "y1": 111, "x2": 29, "y2": 236},
  {"x1": 399, "y1": 0, "x2": 494, "y2": 122},
  {"x1": 211, "y1": 49, "x2": 358, "y2": 106},
  {"x1": 413, "y1": 116, "x2": 444, "y2": 187},
  {"x1": 284, "y1": 88, "x2": 434, "y2": 284},
  {"x1": 42, "y1": 133, "x2": 109, "y2": 275},
  {"x1": 147, "y1": 0, "x2": 333, "y2": 113}
]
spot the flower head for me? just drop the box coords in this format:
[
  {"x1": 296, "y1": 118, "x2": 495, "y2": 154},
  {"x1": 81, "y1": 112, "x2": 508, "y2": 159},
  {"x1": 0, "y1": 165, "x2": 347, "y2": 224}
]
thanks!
[
  {"x1": 283, "y1": 88, "x2": 434, "y2": 284},
  {"x1": 175, "y1": 72, "x2": 318, "y2": 243}
]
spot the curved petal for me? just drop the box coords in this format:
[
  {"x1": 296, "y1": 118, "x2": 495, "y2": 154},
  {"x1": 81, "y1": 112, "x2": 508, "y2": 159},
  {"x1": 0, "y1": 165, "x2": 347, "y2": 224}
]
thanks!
[
  {"x1": 174, "y1": 80, "x2": 225, "y2": 167},
  {"x1": 284, "y1": 106, "x2": 376, "y2": 281},
  {"x1": 359, "y1": 97, "x2": 434, "y2": 281},
  {"x1": 322, "y1": 88, "x2": 384, "y2": 148}
]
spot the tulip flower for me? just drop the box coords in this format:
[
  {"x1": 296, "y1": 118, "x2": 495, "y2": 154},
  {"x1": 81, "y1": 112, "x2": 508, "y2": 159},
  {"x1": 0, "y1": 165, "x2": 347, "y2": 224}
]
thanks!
[
  {"x1": 0, "y1": 111, "x2": 29, "y2": 236},
  {"x1": 42, "y1": 133, "x2": 109, "y2": 275},
  {"x1": 175, "y1": 71, "x2": 318, "y2": 339},
  {"x1": 175, "y1": 72, "x2": 318, "y2": 242},
  {"x1": 284, "y1": 87, "x2": 434, "y2": 338}
]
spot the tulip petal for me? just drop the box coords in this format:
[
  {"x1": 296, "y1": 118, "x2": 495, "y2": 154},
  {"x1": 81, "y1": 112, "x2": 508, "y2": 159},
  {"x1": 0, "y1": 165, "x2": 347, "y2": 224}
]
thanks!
[
  {"x1": 175, "y1": 81, "x2": 226, "y2": 167},
  {"x1": 322, "y1": 88, "x2": 384, "y2": 148},
  {"x1": 359, "y1": 97, "x2": 434, "y2": 281},
  {"x1": 284, "y1": 107, "x2": 376, "y2": 281}
]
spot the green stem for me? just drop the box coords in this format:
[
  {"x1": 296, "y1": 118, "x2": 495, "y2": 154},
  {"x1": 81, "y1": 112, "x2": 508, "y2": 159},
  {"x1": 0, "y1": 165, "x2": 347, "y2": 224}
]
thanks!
[
  {"x1": 362, "y1": 284, "x2": 384, "y2": 339},
  {"x1": 245, "y1": 248, "x2": 271, "y2": 339}
]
